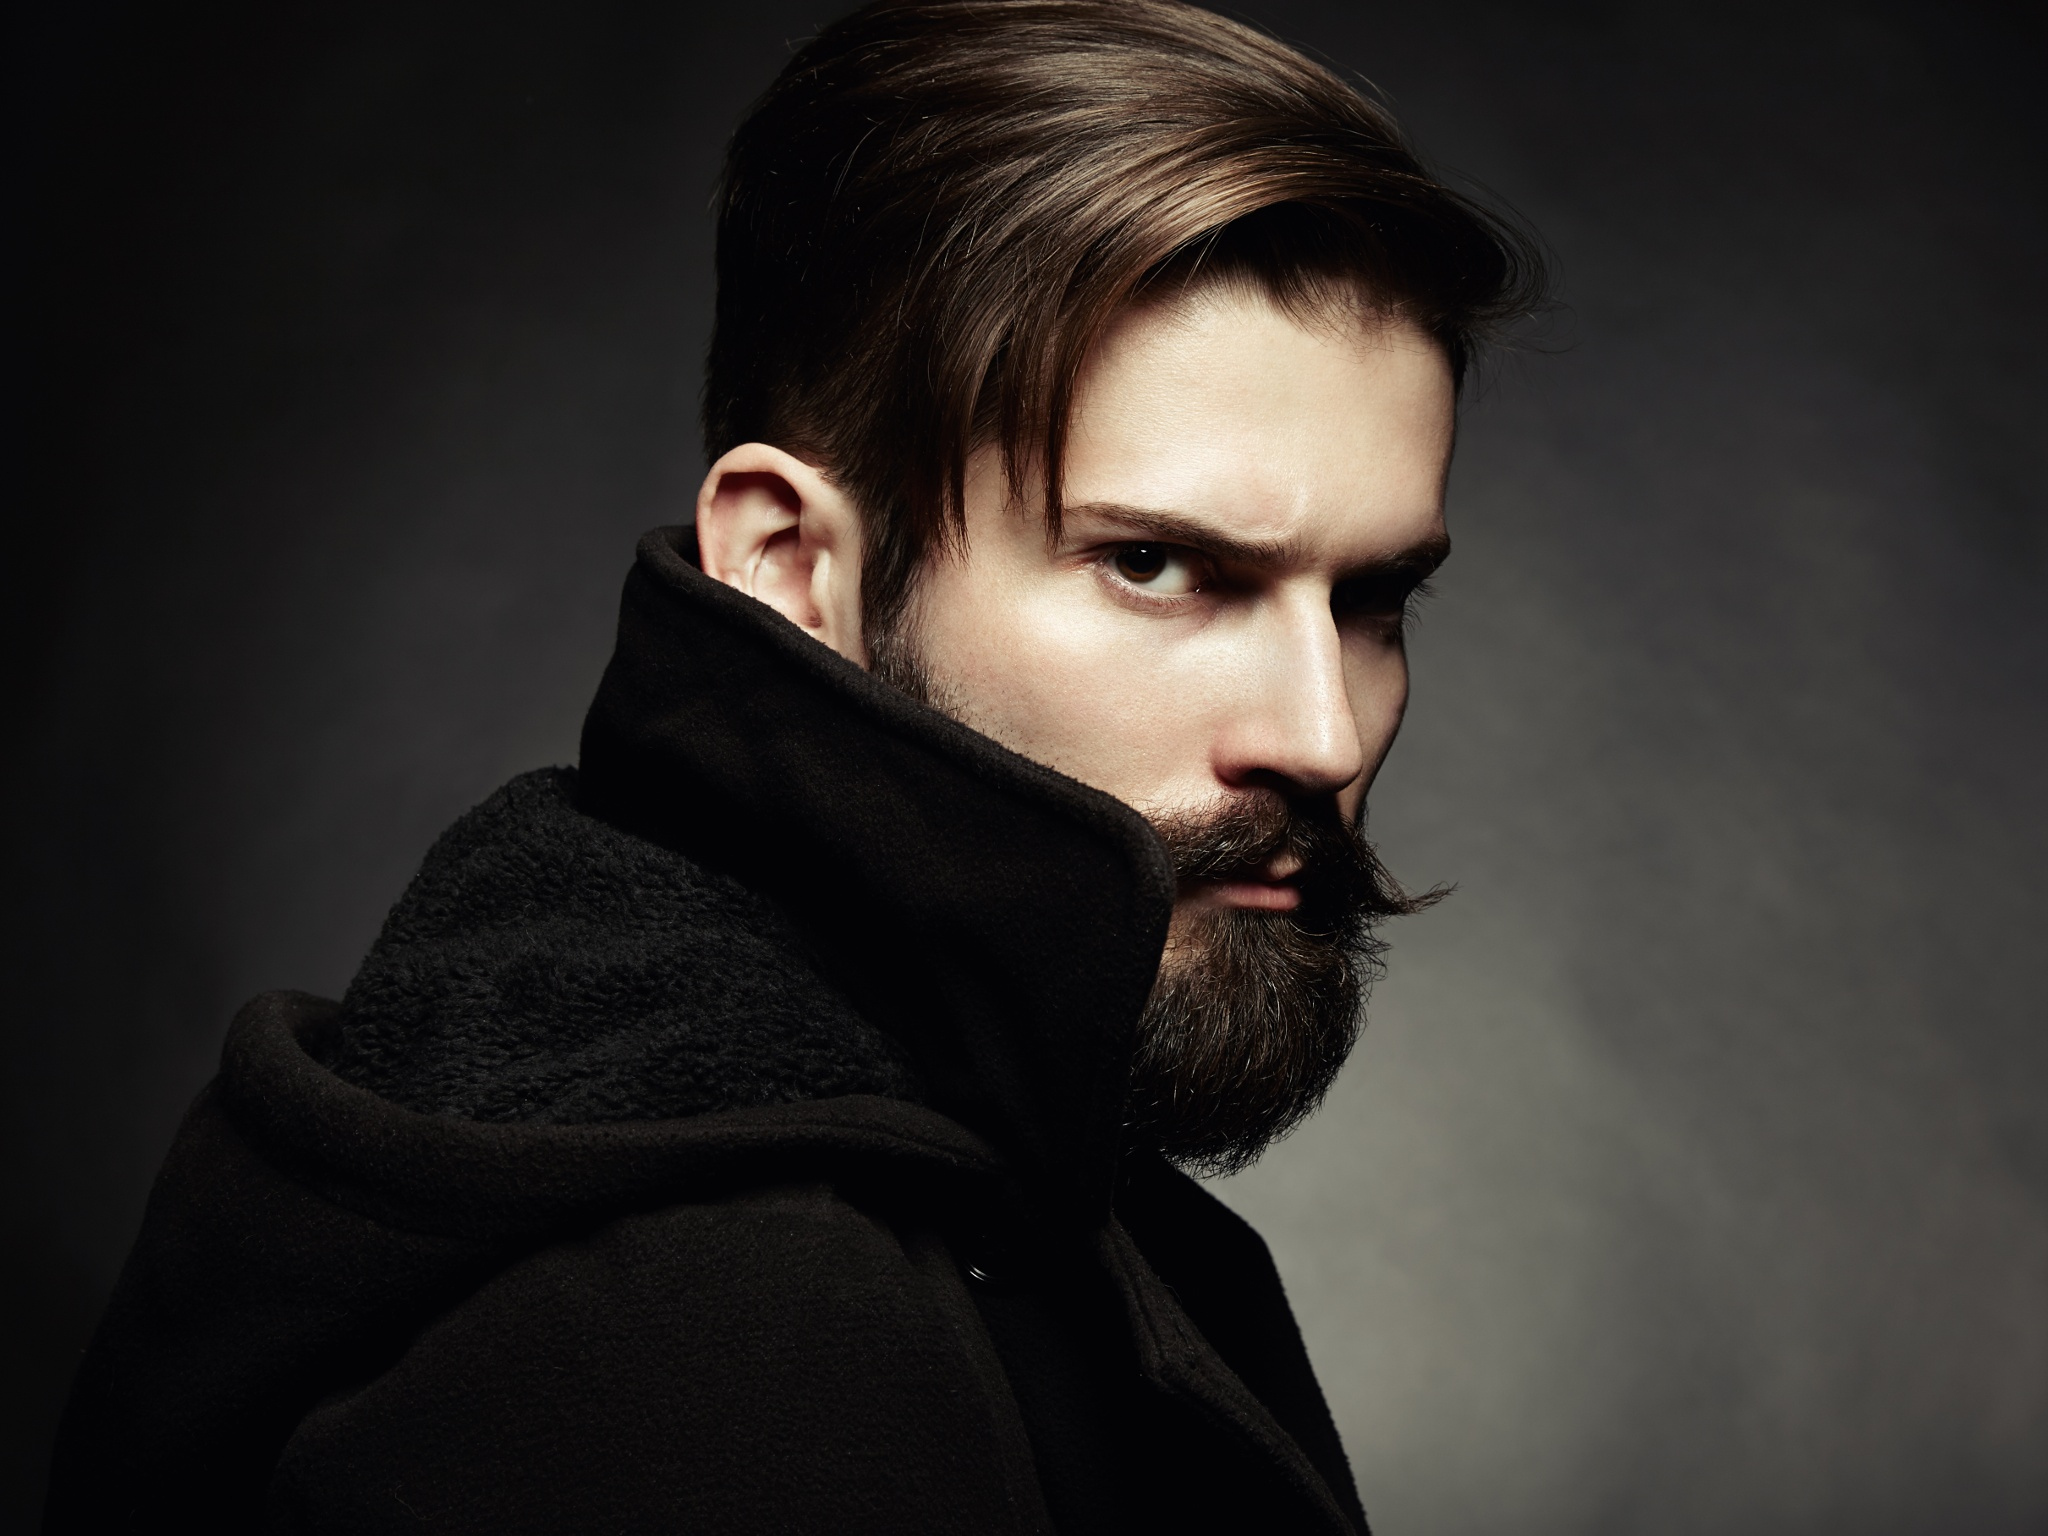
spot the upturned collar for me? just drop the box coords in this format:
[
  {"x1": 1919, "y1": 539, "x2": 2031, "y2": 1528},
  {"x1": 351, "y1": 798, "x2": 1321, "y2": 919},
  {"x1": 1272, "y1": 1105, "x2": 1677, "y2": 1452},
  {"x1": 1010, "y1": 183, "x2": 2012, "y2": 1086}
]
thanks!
[{"x1": 577, "y1": 526, "x2": 1176, "y2": 1224}]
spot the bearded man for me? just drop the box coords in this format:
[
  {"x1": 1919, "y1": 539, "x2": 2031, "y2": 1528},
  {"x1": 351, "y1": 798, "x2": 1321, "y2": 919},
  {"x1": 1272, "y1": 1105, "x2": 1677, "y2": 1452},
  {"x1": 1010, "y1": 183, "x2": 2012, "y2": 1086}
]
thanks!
[{"x1": 47, "y1": 2, "x2": 1542, "y2": 1531}]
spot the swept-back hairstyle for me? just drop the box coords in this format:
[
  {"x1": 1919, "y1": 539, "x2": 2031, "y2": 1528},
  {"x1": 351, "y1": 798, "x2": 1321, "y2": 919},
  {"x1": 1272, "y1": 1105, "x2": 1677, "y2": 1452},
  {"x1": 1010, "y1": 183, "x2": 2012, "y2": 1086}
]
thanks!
[{"x1": 705, "y1": 0, "x2": 1545, "y2": 632}]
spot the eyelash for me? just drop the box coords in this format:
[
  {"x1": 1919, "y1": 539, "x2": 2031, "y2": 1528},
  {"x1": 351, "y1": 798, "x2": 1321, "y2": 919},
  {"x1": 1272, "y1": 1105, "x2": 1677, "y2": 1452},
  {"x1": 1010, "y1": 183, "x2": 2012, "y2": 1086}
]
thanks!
[{"x1": 1393, "y1": 578, "x2": 1436, "y2": 635}]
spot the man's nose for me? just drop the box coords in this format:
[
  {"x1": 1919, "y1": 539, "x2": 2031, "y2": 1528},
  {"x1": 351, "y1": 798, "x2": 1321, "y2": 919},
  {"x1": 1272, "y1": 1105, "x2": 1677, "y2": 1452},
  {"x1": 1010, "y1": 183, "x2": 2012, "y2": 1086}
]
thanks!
[{"x1": 1212, "y1": 593, "x2": 1370, "y2": 798}]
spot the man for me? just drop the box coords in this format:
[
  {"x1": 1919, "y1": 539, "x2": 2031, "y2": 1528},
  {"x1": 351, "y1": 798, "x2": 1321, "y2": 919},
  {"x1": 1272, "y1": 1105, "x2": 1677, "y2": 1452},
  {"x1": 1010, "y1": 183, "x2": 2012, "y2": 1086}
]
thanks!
[{"x1": 47, "y1": 1, "x2": 1540, "y2": 1530}]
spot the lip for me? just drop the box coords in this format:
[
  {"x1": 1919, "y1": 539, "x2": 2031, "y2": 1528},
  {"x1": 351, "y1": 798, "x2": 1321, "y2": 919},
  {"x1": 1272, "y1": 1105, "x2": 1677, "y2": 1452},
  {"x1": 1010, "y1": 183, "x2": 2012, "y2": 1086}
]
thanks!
[{"x1": 1180, "y1": 876, "x2": 1302, "y2": 912}]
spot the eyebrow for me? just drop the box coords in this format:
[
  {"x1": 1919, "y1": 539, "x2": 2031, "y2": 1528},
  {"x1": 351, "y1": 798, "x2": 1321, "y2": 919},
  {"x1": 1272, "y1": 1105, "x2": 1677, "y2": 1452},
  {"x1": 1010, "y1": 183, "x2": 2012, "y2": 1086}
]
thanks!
[{"x1": 1063, "y1": 500, "x2": 1452, "y2": 579}]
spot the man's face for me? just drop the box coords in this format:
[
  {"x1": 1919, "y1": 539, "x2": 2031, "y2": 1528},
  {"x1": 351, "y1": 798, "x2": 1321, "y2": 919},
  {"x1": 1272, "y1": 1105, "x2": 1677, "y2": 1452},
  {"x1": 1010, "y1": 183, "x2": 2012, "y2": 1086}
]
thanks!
[
  {"x1": 894, "y1": 287, "x2": 1455, "y2": 891},
  {"x1": 873, "y1": 288, "x2": 1456, "y2": 1170},
  {"x1": 696, "y1": 283, "x2": 1454, "y2": 1168}
]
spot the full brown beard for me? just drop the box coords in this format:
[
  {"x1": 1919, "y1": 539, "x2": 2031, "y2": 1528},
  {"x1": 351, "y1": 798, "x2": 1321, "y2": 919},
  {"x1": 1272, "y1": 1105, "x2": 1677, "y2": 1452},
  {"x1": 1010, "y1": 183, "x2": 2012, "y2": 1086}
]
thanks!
[
  {"x1": 868, "y1": 615, "x2": 1439, "y2": 1175},
  {"x1": 1129, "y1": 794, "x2": 1438, "y2": 1175}
]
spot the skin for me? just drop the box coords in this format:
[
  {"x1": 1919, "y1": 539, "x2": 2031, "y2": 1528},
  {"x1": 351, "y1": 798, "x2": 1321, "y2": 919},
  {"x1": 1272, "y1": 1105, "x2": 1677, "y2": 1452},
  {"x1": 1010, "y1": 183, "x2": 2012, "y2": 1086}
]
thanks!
[{"x1": 696, "y1": 287, "x2": 1456, "y2": 919}]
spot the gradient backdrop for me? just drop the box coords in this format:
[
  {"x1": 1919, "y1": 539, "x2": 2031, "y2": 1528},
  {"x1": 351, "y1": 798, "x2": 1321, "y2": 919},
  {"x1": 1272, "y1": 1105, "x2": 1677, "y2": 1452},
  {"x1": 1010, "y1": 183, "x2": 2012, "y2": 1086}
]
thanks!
[{"x1": 8, "y1": 1, "x2": 2044, "y2": 1530}]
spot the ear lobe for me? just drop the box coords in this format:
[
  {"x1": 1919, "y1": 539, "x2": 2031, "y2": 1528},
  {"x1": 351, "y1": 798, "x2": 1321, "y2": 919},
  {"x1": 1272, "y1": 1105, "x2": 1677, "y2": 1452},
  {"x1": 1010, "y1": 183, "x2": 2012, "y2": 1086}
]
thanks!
[{"x1": 695, "y1": 443, "x2": 867, "y2": 665}]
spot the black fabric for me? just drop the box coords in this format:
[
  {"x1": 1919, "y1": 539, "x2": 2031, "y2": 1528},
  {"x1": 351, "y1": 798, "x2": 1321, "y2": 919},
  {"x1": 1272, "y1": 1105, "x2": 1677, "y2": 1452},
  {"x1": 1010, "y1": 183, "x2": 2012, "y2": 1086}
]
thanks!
[
  {"x1": 47, "y1": 526, "x2": 1369, "y2": 1535},
  {"x1": 48, "y1": 994, "x2": 1043, "y2": 1534},
  {"x1": 577, "y1": 528, "x2": 1175, "y2": 1224},
  {"x1": 322, "y1": 766, "x2": 919, "y2": 1122}
]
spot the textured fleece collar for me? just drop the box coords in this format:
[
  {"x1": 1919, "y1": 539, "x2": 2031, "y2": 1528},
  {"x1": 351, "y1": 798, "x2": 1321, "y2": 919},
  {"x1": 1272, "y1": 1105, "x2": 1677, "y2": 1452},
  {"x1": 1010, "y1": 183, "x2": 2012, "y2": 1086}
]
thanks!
[
  {"x1": 577, "y1": 526, "x2": 1176, "y2": 1223},
  {"x1": 326, "y1": 767, "x2": 923, "y2": 1125}
]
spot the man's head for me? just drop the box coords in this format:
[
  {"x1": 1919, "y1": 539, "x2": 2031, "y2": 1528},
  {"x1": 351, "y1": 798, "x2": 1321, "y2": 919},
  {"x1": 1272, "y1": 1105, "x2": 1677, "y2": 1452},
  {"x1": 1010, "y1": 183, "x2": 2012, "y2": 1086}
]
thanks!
[{"x1": 693, "y1": 0, "x2": 1541, "y2": 1170}]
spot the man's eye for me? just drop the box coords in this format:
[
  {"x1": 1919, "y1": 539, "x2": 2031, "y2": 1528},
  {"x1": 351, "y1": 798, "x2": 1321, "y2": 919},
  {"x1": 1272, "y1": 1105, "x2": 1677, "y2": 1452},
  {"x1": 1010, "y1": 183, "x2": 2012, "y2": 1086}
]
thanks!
[{"x1": 1111, "y1": 544, "x2": 1202, "y2": 595}]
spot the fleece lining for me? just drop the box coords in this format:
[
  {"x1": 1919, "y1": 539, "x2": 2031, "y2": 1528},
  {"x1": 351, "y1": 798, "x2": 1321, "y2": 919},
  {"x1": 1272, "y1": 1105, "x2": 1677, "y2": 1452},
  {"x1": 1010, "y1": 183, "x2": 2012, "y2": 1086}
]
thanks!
[{"x1": 322, "y1": 766, "x2": 920, "y2": 1123}]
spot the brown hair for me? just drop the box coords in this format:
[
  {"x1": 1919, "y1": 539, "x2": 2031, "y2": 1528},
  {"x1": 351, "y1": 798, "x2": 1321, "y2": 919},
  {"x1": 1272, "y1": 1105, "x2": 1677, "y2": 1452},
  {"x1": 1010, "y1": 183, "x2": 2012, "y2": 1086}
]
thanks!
[{"x1": 704, "y1": 0, "x2": 1545, "y2": 633}]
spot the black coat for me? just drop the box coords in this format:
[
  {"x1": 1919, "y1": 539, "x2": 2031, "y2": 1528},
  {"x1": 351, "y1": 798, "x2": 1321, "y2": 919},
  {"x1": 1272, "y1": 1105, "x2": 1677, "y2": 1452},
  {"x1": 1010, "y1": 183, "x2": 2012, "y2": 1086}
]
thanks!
[{"x1": 46, "y1": 528, "x2": 1370, "y2": 1535}]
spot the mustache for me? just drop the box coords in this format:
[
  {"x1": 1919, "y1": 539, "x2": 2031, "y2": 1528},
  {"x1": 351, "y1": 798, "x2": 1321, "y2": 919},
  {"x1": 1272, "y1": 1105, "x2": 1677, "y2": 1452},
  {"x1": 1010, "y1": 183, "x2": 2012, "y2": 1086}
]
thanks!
[{"x1": 1146, "y1": 793, "x2": 1443, "y2": 925}]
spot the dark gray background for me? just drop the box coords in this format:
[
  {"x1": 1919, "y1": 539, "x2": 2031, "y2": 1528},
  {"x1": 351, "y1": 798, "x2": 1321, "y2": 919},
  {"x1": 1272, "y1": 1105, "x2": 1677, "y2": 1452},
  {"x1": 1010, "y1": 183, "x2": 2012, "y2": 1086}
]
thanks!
[{"x1": 7, "y1": 1, "x2": 2043, "y2": 1530}]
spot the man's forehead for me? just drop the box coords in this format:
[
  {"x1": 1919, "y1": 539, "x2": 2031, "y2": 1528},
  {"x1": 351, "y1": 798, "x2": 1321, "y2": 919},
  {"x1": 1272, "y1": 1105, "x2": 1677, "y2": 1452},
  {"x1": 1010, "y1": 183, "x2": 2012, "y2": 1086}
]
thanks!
[{"x1": 1056, "y1": 293, "x2": 1455, "y2": 555}]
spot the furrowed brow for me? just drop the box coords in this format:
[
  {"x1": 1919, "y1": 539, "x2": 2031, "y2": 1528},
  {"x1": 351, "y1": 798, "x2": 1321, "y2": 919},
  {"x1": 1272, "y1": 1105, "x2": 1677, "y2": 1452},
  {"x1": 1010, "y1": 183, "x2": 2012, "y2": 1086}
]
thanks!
[
  {"x1": 1065, "y1": 500, "x2": 1451, "y2": 579},
  {"x1": 1062, "y1": 501, "x2": 1301, "y2": 567}
]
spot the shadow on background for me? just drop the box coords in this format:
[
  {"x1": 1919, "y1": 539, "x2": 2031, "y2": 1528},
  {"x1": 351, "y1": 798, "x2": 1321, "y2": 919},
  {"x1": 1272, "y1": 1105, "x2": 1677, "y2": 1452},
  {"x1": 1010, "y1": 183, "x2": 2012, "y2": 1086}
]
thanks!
[{"x1": 6, "y1": 1, "x2": 2044, "y2": 1530}]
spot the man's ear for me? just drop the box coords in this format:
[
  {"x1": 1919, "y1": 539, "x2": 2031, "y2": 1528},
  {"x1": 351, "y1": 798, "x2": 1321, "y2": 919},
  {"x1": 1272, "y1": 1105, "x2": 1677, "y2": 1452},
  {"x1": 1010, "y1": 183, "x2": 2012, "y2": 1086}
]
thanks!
[{"x1": 695, "y1": 443, "x2": 866, "y2": 665}]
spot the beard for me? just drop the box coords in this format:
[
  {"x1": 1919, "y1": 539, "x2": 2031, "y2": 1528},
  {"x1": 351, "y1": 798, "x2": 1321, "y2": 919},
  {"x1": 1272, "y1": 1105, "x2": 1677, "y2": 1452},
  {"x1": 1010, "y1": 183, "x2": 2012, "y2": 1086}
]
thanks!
[
  {"x1": 1129, "y1": 794, "x2": 1437, "y2": 1175},
  {"x1": 869, "y1": 614, "x2": 1440, "y2": 1177}
]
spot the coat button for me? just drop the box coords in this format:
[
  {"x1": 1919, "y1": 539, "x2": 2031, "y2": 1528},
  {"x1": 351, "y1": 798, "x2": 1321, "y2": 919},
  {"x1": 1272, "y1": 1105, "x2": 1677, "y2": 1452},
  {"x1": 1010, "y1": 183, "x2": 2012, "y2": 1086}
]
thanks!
[{"x1": 959, "y1": 1229, "x2": 1012, "y2": 1289}]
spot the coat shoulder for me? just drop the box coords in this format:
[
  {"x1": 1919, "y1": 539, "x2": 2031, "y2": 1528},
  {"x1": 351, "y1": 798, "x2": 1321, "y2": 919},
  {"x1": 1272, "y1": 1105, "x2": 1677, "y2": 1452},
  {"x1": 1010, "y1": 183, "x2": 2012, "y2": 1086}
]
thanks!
[
  {"x1": 270, "y1": 1181, "x2": 1051, "y2": 1534},
  {"x1": 47, "y1": 995, "x2": 1038, "y2": 1536}
]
